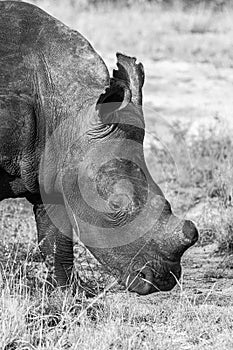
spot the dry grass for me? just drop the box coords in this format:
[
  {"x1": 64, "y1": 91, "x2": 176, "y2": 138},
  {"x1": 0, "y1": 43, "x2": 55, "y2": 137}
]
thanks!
[{"x1": 1, "y1": 272, "x2": 233, "y2": 349}]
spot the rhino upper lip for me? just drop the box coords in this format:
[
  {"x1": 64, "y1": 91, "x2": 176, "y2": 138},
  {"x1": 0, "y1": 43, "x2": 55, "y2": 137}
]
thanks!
[
  {"x1": 123, "y1": 255, "x2": 180, "y2": 281},
  {"x1": 125, "y1": 267, "x2": 177, "y2": 293},
  {"x1": 126, "y1": 270, "x2": 161, "y2": 293}
]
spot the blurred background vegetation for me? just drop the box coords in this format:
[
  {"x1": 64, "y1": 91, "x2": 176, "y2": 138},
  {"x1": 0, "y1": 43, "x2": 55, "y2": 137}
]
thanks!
[{"x1": 15, "y1": 0, "x2": 232, "y2": 9}]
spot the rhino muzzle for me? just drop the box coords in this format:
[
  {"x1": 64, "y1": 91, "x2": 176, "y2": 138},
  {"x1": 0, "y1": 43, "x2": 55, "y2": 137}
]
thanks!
[
  {"x1": 165, "y1": 219, "x2": 199, "y2": 260},
  {"x1": 121, "y1": 219, "x2": 198, "y2": 295}
]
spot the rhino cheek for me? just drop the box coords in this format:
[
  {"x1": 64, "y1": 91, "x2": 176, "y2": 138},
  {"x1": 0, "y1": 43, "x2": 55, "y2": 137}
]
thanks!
[
  {"x1": 85, "y1": 245, "x2": 128, "y2": 280},
  {"x1": 85, "y1": 237, "x2": 175, "y2": 281}
]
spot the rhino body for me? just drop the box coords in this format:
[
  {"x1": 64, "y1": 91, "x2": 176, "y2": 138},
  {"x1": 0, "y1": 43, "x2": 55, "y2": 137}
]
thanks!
[{"x1": 0, "y1": 1, "x2": 198, "y2": 295}]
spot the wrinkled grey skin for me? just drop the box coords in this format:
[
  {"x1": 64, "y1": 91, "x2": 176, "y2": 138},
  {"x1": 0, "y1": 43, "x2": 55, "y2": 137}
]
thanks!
[{"x1": 0, "y1": 1, "x2": 198, "y2": 295}]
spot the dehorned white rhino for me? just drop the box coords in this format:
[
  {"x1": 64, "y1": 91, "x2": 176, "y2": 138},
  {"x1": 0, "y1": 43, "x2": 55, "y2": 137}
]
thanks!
[{"x1": 0, "y1": 1, "x2": 198, "y2": 295}]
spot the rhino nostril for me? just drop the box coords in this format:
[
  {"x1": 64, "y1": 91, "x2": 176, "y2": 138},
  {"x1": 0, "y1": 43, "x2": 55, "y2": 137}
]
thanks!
[
  {"x1": 138, "y1": 271, "x2": 146, "y2": 280},
  {"x1": 125, "y1": 267, "x2": 154, "y2": 295},
  {"x1": 183, "y1": 220, "x2": 198, "y2": 244}
]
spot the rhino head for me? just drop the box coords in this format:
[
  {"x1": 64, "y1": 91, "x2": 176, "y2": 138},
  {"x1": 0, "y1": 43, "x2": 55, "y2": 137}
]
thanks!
[{"x1": 46, "y1": 53, "x2": 198, "y2": 295}]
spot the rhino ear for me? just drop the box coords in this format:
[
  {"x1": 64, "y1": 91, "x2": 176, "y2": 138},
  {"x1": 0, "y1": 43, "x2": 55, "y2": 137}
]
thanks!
[
  {"x1": 96, "y1": 78, "x2": 131, "y2": 120},
  {"x1": 113, "y1": 53, "x2": 144, "y2": 106}
]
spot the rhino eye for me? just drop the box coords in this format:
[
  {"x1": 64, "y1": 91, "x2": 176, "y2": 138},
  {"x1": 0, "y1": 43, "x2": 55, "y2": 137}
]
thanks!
[
  {"x1": 108, "y1": 193, "x2": 132, "y2": 212},
  {"x1": 109, "y1": 200, "x2": 121, "y2": 211}
]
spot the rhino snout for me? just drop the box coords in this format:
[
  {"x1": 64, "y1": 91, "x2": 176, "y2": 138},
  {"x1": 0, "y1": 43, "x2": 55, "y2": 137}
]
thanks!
[{"x1": 182, "y1": 220, "x2": 198, "y2": 248}]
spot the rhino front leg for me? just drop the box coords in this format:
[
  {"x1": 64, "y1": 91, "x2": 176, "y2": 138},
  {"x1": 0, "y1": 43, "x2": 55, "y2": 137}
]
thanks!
[{"x1": 33, "y1": 203, "x2": 74, "y2": 287}]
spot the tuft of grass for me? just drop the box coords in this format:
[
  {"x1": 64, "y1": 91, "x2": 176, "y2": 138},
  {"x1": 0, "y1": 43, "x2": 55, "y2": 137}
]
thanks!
[
  {"x1": 215, "y1": 207, "x2": 233, "y2": 253},
  {"x1": 171, "y1": 3, "x2": 218, "y2": 34},
  {"x1": 189, "y1": 128, "x2": 233, "y2": 252}
]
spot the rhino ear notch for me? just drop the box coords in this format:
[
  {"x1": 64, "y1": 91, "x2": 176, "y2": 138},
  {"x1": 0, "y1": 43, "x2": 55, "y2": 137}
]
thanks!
[
  {"x1": 113, "y1": 53, "x2": 145, "y2": 106},
  {"x1": 96, "y1": 78, "x2": 131, "y2": 121}
]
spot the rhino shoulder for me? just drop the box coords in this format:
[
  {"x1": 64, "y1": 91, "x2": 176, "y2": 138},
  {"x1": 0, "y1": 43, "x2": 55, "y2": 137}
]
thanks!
[{"x1": 0, "y1": 1, "x2": 109, "y2": 96}]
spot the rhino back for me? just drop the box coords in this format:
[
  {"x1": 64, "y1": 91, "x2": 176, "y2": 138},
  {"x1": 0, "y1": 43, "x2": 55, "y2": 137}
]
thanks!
[
  {"x1": 0, "y1": 1, "x2": 109, "y2": 108},
  {"x1": 0, "y1": 1, "x2": 109, "y2": 195}
]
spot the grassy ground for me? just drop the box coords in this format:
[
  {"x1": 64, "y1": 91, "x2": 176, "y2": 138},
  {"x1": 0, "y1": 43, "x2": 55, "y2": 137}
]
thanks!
[{"x1": 1, "y1": 1, "x2": 233, "y2": 349}]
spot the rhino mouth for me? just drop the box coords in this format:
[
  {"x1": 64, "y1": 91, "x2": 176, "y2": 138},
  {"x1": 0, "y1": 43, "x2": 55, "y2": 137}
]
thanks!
[
  {"x1": 86, "y1": 243, "x2": 183, "y2": 296},
  {"x1": 123, "y1": 260, "x2": 182, "y2": 295}
]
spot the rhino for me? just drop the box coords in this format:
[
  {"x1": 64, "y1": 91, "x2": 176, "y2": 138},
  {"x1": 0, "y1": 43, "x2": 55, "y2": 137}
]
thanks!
[{"x1": 0, "y1": 1, "x2": 198, "y2": 295}]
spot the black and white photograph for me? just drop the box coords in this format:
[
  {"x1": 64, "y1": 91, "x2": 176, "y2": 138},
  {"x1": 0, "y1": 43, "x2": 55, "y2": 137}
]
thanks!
[{"x1": 0, "y1": 0, "x2": 232, "y2": 349}]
